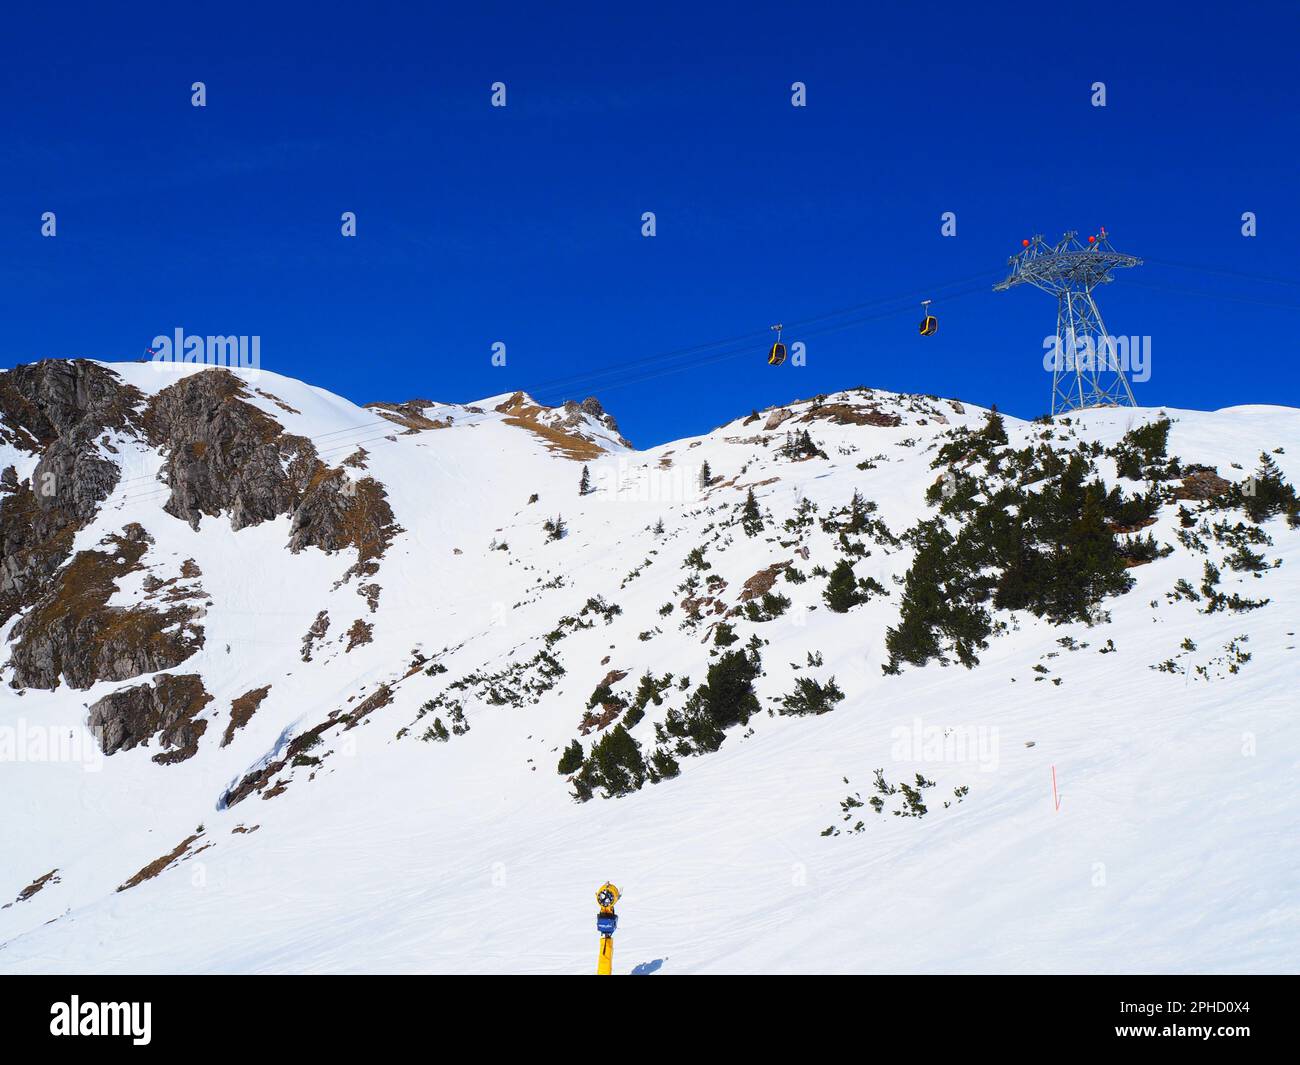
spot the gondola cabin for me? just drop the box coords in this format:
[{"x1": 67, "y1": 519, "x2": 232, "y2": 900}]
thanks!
[
  {"x1": 919, "y1": 300, "x2": 938, "y2": 336},
  {"x1": 768, "y1": 322, "x2": 787, "y2": 365}
]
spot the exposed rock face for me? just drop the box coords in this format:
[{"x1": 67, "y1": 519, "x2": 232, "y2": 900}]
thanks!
[
  {"x1": 289, "y1": 472, "x2": 398, "y2": 562},
  {"x1": 144, "y1": 370, "x2": 400, "y2": 565},
  {"x1": 561, "y1": 397, "x2": 632, "y2": 448},
  {"x1": 301, "y1": 610, "x2": 330, "y2": 661},
  {"x1": 8, "y1": 525, "x2": 205, "y2": 690},
  {"x1": 142, "y1": 370, "x2": 313, "y2": 531},
  {"x1": 0, "y1": 360, "x2": 142, "y2": 625},
  {"x1": 86, "y1": 673, "x2": 213, "y2": 763}
]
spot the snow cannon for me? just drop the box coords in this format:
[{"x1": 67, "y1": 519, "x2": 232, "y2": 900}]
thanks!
[{"x1": 595, "y1": 882, "x2": 620, "y2": 975}]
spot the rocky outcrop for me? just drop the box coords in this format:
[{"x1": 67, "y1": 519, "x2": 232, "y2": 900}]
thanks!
[
  {"x1": 221, "y1": 684, "x2": 393, "y2": 807},
  {"x1": 0, "y1": 360, "x2": 143, "y2": 625},
  {"x1": 301, "y1": 610, "x2": 330, "y2": 661},
  {"x1": 799, "y1": 403, "x2": 902, "y2": 428},
  {"x1": 8, "y1": 525, "x2": 205, "y2": 690},
  {"x1": 144, "y1": 370, "x2": 400, "y2": 565},
  {"x1": 2, "y1": 869, "x2": 61, "y2": 909},
  {"x1": 739, "y1": 561, "x2": 791, "y2": 602},
  {"x1": 289, "y1": 471, "x2": 399, "y2": 563},
  {"x1": 142, "y1": 370, "x2": 314, "y2": 531},
  {"x1": 117, "y1": 833, "x2": 205, "y2": 892},
  {"x1": 1174, "y1": 468, "x2": 1234, "y2": 501},
  {"x1": 558, "y1": 397, "x2": 632, "y2": 449},
  {"x1": 366, "y1": 400, "x2": 449, "y2": 432},
  {"x1": 494, "y1": 391, "x2": 631, "y2": 459},
  {"x1": 222, "y1": 685, "x2": 272, "y2": 746},
  {"x1": 87, "y1": 672, "x2": 213, "y2": 763}
]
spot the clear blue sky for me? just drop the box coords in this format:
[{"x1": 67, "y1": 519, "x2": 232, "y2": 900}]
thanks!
[{"x1": 2, "y1": 0, "x2": 1297, "y2": 445}]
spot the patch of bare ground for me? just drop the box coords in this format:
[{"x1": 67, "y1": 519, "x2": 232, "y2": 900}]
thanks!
[
  {"x1": 367, "y1": 400, "x2": 449, "y2": 432},
  {"x1": 3, "y1": 869, "x2": 61, "y2": 909},
  {"x1": 580, "y1": 669, "x2": 628, "y2": 734},
  {"x1": 117, "y1": 833, "x2": 204, "y2": 892},
  {"x1": 739, "y1": 561, "x2": 791, "y2": 602},
  {"x1": 345, "y1": 618, "x2": 374, "y2": 651},
  {"x1": 1173, "y1": 469, "x2": 1233, "y2": 501},
  {"x1": 222, "y1": 685, "x2": 272, "y2": 746},
  {"x1": 254, "y1": 388, "x2": 302, "y2": 415},
  {"x1": 798, "y1": 403, "x2": 901, "y2": 428}
]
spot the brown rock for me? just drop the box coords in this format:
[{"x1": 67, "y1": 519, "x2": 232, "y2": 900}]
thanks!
[{"x1": 87, "y1": 673, "x2": 213, "y2": 763}]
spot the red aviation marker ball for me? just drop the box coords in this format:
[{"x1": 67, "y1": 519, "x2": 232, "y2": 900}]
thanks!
[
  {"x1": 1022, "y1": 239, "x2": 1030, "y2": 247},
  {"x1": 1088, "y1": 235, "x2": 1096, "y2": 243}
]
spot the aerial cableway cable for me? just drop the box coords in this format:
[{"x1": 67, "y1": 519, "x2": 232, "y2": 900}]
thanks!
[
  {"x1": 1124, "y1": 278, "x2": 1300, "y2": 311},
  {"x1": 518, "y1": 269, "x2": 1003, "y2": 400},
  {"x1": 1141, "y1": 258, "x2": 1300, "y2": 291},
  {"x1": 526, "y1": 277, "x2": 998, "y2": 399}
]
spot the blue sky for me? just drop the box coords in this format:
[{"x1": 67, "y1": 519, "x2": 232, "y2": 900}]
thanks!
[{"x1": 2, "y1": 0, "x2": 1297, "y2": 445}]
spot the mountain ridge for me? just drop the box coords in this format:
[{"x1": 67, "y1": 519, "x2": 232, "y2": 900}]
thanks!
[{"x1": 1, "y1": 357, "x2": 1296, "y2": 973}]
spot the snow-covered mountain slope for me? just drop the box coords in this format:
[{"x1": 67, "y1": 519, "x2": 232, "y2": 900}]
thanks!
[{"x1": 0, "y1": 358, "x2": 1296, "y2": 974}]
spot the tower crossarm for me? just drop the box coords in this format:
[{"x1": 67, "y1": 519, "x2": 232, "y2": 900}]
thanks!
[{"x1": 994, "y1": 231, "x2": 1141, "y2": 292}]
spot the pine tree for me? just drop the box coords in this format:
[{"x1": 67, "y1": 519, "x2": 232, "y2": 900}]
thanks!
[
  {"x1": 557, "y1": 739, "x2": 583, "y2": 775},
  {"x1": 588, "y1": 724, "x2": 647, "y2": 798},
  {"x1": 699, "y1": 461, "x2": 713, "y2": 489},
  {"x1": 578, "y1": 465, "x2": 592, "y2": 496},
  {"x1": 1046, "y1": 484, "x2": 1133, "y2": 623},
  {"x1": 649, "y1": 746, "x2": 680, "y2": 781},
  {"x1": 982, "y1": 405, "x2": 1008, "y2": 445},
  {"x1": 665, "y1": 649, "x2": 762, "y2": 753},
  {"x1": 1242, "y1": 452, "x2": 1298, "y2": 523},
  {"x1": 740, "y1": 488, "x2": 763, "y2": 536},
  {"x1": 846, "y1": 490, "x2": 869, "y2": 533},
  {"x1": 543, "y1": 514, "x2": 567, "y2": 541},
  {"x1": 823, "y1": 560, "x2": 864, "y2": 613},
  {"x1": 695, "y1": 650, "x2": 761, "y2": 733}
]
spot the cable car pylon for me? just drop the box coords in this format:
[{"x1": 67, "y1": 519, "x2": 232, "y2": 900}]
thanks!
[{"x1": 995, "y1": 228, "x2": 1141, "y2": 415}]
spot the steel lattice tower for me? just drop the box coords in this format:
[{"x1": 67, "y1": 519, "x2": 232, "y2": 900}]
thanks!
[{"x1": 994, "y1": 229, "x2": 1142, "y2": 415}]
